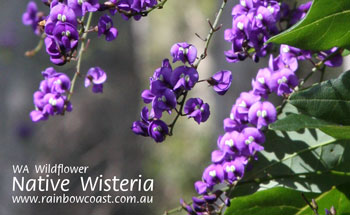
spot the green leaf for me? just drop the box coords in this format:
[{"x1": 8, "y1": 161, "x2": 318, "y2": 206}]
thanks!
[
  {"x1": 269, "y1": 113, "x2": 350, "y2": 139},
  {"x1": 224, "y1": 187, "x2": 318, "y2": 215},
  {"x1": 298, "y1": 183, "x2": 350, "y2": 215},
  {"x1": 289, "y1": 70, "x2": 350, "y2": 125},
  {"x1": 268, "y1": 0, "x2": 350, "y2": 51},
  {"x1": 227, "y1": 104, "x2": 350, "y2": 197},
  {"x1": 342, "y1": 49, "x2": 350, "y2": 57},
  {"x1": 224, "y1": 184, "x2": 350, "y2": 215}
]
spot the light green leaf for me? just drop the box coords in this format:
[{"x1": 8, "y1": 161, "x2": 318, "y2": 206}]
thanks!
[
  {"x1": 269, "y1": 113, "x2": 350, "y2": 139},
  {"x1": 289, "y1": 70, "x2": 350, "y2": 125},
  {"x1": 342, "y1": 49, "x2": 350, "y2": 57},
  {"x1": 225, "y1": 184, "x2": 350, "y2": 215},
  {"x1": 224, "y1": 187, "x2": 318, "y2": 215},
  {"x1": 268, "y1": 0, "x2": 350, "y2": 51}
]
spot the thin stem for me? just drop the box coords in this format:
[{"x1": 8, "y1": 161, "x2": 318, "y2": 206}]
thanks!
[
  {"x1": 163, "y1": 206, "x2": 183, "y2": 215},
  {"x1": 168, "y1": 91, "x2": 188, "y2": 136},
  {"x1": 194, "y1": 0, "x2": 227, "y2": 68},
  {"x1": 301, "y1": 193, "x2": 319, "y2": 215},
  {"x1": 167, "y1": 0, "x2": 227, "y2": 137},
  {"x1": 320, "y1": 66, "x2": 326, "y2": 82},
  {"x1": 25, "y1": 33, "x2": 46, "y2": 57},
  {"x1": 67, "y1": 12, "x2": 93, "y2": 102}
]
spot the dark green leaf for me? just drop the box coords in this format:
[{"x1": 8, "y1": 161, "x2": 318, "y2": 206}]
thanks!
[
  {"x1": 268, "y1": 0, "x2": 350, "y2": 51},
  {"x1": 269, "y1": 113, "x2": 350, "y2": 139},
  {"x1": 289, "y1": 70, "x2": 350, "y2": 125}
]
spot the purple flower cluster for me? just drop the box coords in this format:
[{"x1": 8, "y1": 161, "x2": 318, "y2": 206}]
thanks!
[
  {"x1": 132, "y1": 42, "x2": 233, "y2": 142},
  {"x1": 184, "y1": 43, "x2": 316, "y2": 213},
  {"x1": 107, "y1": 0, "x2": 158, "y2": 20},
  {"x1": 30, "y1": 67, "x2": 72, "y2": 122},
  {"x1": 224, "y1": 0, "x2": 289, "y2": 63},
  {"x1": 24, "y1": 0, "x2": 162, "y2": 65},
  {"x1": 183, "y1": 1, "x2": 346, "y2": 210}
]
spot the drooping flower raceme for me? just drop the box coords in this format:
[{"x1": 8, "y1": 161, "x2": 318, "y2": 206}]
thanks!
[
  {"x1": 133, "y1": 43, "x2": 216, "y2": 143},
  {"x1": 224, "y1": 0, "x2": 289, "y2": 63}
]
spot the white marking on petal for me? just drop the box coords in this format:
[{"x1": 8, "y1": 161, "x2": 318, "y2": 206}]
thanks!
[
  {"x1": 209, "y1": 170, "x2": 216, "y2": 177},
  {"x1": 225, "y1": 139, "x2": 234, "y2": 147},
  {"x1": 237, "y1": 22, "x2": 244, "y2": 30},
  {"x1": 258, "y1": 77, "x2": 265, "y2": 84}
]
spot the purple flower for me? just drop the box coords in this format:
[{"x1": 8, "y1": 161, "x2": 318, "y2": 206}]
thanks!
[
  {"x1": 202, "y1": 164, "x2": 224, "y2": 188},
  {"x1": 223, "y1": 105, "x2": 245, "y2": 132},
  {"x1": 268, "y1": 68, "x2": 299, "y2": 96},
  {"x1": 223, "y1": 118, "x2": 245, "y2": 133},
  {"x1": 252, "y1": 67, "x2": 273, "y2": 97},
  {"x1": 116, "y1": 0, "x2": 157, "y2": 21},
  {"x1": 48, "y1": 3, "x2": 77, "y2": 27},
  {"x1": 22, "y1": 1, "x2": 43, "y2": 35},
  {"x1": 85, "y1": 67, "x2": 107, "y2": 93},
  {"x1": 52, "y1": 23, "x2": 79, "y2": 52},
  {"x1": 280, "y1": 44, "x2": 311, "y2": 61},
  {"x1": 237, "y1": 127, "x2": 265, "y2": 155},
  {"x1": 318, "y1": 48, "x2": 343, "y2": 67},
  {"x1": 211, "y1": 149, "x2": 227, "y2": 164},
  {"x1": 170, "y1": 42, "x2": 197, "y2": 64},
  {"x1": 131, "y1": 107, "x2": 151, "y2": 136},
  {"x1": 248, "y1": 101, "x2": 276, "y2": 129},
  {"x1": 270, "y1": 54, "x2": 298, "y2": 73},
  {"x1": 171, "y1": 66, "x2": 199, "y2": 91},
  {"x1": 67, "y1": 0, "x2": 100, "y2": 17},
  {"x1": 217, "y1": 131, "x2": 239, "y2": 155},
  {"x1": 233, "y1": 91, "x2": 261, "y2": 122},
  {"x1": 30, "y1": 68, "x2": 72, "y2": 122},
  {"x1": 184, "y1": 98, "x2": 210, "y2": 124},
  {"x1": 151, "y1": 89, "x2": 177, "y2": 119},
  {"x1": 222, "y1": 156, "x2": 246, "y2": 183},
  {"x1": 98, "y1": 14, "x2": 118, "y2": 41},
  {"x1": 150, "y1": 59, "x2": 173, "y2": 91},
  {"x1": 40, "y1": 67, "x2": 71, "y2": 94},
  {"x1": 194, "y1": 181, "x2": 208, "y2": 195},
  {"x1": 290, "y1": 1, "x2": 312, "y2": 25},
  {"x1": 44, "y1": 36, "x2": 66, "y2": 65},
  {"x1": 148, "y1": 120, "x2": 169, "y2": 142},
  {"x1": 30, "y1": 93, "x2": 67, "y2": 122},
  {"x1": 208, "y1": 70, "x2": 232, "y2": 95}
]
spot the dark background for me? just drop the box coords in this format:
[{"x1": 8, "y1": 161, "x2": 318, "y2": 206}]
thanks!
[{"x1": 0, "y1": 0, "x2": 347, "y2": 214}]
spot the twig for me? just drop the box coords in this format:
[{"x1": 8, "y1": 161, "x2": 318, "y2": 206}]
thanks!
[
  {"x1": 301, "y1": 193, "x2": 319, "y2": 215},
  {"x1": 168, "y1": 91, "x2": 188, "y2": 136},
  {"x1": 66, "y1": 12, "x2": 93, "y2": 105},
  {"x1": 25, "y1": 33, "x2": 46, "y2": 57},
  {"x1": 194, "y1": 0, "x2": 227, "y2": 68},
  {"x1": 166, "y1": 0, "x2": 228, "y2": 137}
]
